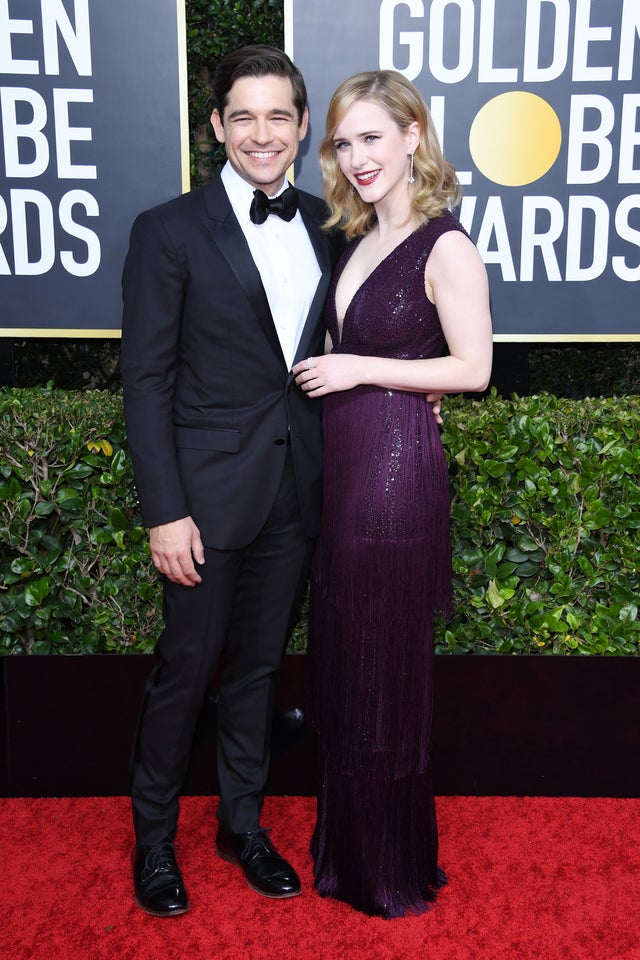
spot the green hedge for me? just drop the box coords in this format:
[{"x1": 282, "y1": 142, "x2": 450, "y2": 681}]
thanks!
[
  {"x1": 441, "y1": 392, "x2": 639, "y2": 655},
  {"x1": 1, "y1": 388, "x2": 638, "y2": 656},
  {"x1": 0, "y1": 389, "x2": 157, "y2": 655}
]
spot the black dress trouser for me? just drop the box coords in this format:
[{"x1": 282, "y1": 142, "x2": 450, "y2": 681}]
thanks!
[{"x1": 131, "y1": 450, "x2": 311, "y2": 845}]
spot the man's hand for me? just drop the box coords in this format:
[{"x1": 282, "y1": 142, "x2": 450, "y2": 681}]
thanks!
[
  {"x1": 427, "y1": 393, "x2": 444, "y2": 425},
  {"x1": 149, "y1": 517, "x2": 205, "y2": 586}
]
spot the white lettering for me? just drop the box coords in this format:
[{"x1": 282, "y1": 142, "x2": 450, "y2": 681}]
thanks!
[
  {"x1": 619, "y1": 0, "x2": 640, "y2": 81},
  {"x1": 619, "y1": 94, "x2": 640, "y2": 184},
  {"x1": 379, "y1": 0, "x2": 424, "y2": 81},
  {"x1": 520, "y1": 196, "x2": 563, "y2": 281},
  {"x1": 478, "y1": 0, "x2": 518, "y2": 83},
  {"x1": 612, "y1": 195, "x2": 640, "y2": 281},
  {"x1": 42, "y1": 0, "x2": 92, "y2": 76},
  {"x1": 523, "y1": 0, "x2": 570, "y2": 83},
  {"x1": 0, "y1": 195, "x2": 11, "y2": 274},
  {"x1": 572, "y1": 0, "x2": 613, "y2": 82},
  {"x1": 429, "y1": 0, "x2": 474, "y2": 83},
  {"x1": 53, "y1": 89, "x2": 96, "y2": 178},
  {"x1": 474, "y1": 195, "x2": 517, "y2": 281},
  {"x1": 10, "y1": 188, "x2": 55, "y2": 275},
  {"x1": 429, "y1": 95, "x2": 445, "y2": 147},
  {"x1": 458, "y1": 195, "x2": 476, "y2": 234},
  {"x1": 566, "y1": 95, "x2": 614, "y2": 184},
  {"x1": 565, "y1": 195, "x2": 609, "y2": 280},
  {"x1": 0, "y1": 0, "x2": 37, "y2": 74},
  {"x1": 59, "y1": 190, "x2": 100, "y2": 276},
  {"x1": 1, "y1": 87, "x2": 49, "y2": 178}
]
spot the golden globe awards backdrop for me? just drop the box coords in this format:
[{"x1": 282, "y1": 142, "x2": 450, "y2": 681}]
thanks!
[
  {"x1": 288, "y1": 0, "x2": 640, "y2": 340},
  {"x1": 1, "y1": 0, "x2": 188, "y2": 336}
]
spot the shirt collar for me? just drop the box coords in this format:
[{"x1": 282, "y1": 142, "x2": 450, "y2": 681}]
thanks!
[{"x1": 221, "y1": 162, "x2": 290, "y2": 226}]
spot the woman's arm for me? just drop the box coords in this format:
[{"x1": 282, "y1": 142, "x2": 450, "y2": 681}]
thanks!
[{"x1": 293, "y1": 231, "x2": 492, "y2": 397}]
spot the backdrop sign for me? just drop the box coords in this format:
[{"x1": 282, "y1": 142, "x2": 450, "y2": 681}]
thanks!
[
  {"x1": 0, "y1": 0, "x2": 188, "y2": 336},
  {"x1": 289, "y1": 0, "x2": 640, "y2": 340}
]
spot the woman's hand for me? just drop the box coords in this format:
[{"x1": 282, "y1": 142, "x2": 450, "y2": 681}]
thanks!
[{"x1": 292, "y1": 354, "x2": 364, "y2": 396}]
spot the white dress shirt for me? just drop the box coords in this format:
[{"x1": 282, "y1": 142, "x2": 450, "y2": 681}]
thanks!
[{"x1": 220, "y1": 162, "x2": 322, "y2": 370}]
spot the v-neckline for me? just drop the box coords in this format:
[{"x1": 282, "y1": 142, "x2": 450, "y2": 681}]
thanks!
[{"x1": 335, "y1": 224, "x2": 426, "y2": 346}]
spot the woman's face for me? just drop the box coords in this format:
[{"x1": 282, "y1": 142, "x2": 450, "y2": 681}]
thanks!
[{"x1": 332, "y1": 98, "x2": 419, "y2": 209}]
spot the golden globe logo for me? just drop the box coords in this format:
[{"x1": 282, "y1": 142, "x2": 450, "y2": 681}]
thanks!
[{"x1": 469, "y1": 92, "x2": 562, "y2": 187}]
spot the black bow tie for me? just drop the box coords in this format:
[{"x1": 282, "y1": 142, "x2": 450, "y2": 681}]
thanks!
[{"x1": 249, "y1": 185, "x2": 298, "y2": 225}]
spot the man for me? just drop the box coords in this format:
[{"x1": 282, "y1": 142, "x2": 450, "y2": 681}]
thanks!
[{"x1": 121, "y1": 45, "x2": 340, "y2": 917}]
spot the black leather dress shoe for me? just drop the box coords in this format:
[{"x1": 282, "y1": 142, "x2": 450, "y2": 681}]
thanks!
[
  {"x1": 133, "y1": 842, "x2": 190, "y2": 917},
  {"x1": 216, "y1": 827, "x2": 301, "y2": 899}
]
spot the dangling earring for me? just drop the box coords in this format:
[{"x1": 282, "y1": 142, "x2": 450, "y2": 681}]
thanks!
[{"x1": 408, "y1": 152, "x2": 415, "y2": 184}]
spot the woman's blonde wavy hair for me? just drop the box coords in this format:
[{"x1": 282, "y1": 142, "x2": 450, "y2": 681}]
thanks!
[{"x1": 319, "y1": 70, "x2": 461, "y2": 239}]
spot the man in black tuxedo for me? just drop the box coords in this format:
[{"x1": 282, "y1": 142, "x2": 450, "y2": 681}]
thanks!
[{"x1": 121, "y1": 45, "x2": 340, "y2": 917}]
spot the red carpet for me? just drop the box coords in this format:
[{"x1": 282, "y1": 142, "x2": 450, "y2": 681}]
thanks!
[{"x1": 2, "y1": 795, "x2": 639, "y2": 960}]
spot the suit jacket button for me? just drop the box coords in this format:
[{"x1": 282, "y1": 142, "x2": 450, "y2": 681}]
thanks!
[{"x1": 274, "y1": 438, "x2": 286, "y2": 446}]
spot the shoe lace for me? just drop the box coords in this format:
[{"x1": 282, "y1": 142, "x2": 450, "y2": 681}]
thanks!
[
  {"x1": 240, "y1": 828, "x2": 273, "y2": 862},
  {"x1": 143, "y1": 842, "x2": 181, "y2": 880}
]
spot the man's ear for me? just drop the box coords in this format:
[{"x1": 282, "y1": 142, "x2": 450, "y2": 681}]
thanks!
[
  {"x1": 298, "y1": 106, "x2": 309, "y2": 142},
  {"x1": 211, "y1": 109, "x2": 225, "y2": 144}
]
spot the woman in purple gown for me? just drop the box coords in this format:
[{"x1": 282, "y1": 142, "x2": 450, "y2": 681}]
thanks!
[{"x1": 292, "y1": 71, "x2": 493, "y2": 918}]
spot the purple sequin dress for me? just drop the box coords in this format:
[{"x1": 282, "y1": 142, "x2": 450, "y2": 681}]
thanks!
[{"x1": 308, "y1": 213, "x2": 465, "y2": 918}]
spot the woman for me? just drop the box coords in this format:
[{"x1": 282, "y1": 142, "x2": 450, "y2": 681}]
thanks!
[{"x1": 293, "y1": 70, "x2": 492, "y2": 918}]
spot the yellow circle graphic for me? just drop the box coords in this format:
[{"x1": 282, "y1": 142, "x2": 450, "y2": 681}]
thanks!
[{"x1": 469, "y1": 92, "x2": 562, "y2": 187}]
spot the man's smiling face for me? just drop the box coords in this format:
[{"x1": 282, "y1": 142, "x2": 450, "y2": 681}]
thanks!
[{"x1": 211, "y1": 74, "x2": 309, "y2": 196}]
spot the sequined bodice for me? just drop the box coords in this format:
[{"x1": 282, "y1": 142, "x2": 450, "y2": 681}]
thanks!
[{"x1": 326, "y1": 211, "x2": 466, "y2": 361}]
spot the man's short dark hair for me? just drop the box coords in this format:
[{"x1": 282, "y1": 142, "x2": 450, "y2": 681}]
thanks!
[{"x1": 212, "y1": 44, "x2": 308, "y2": 124}]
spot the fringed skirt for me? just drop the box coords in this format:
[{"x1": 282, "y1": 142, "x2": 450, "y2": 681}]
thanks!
[
  {"x1": 307, "y1": 385, "x2": 452, "y2": 918},
  {"x1": 311, "y1": 753, "x2": 447, "y2": 918}
]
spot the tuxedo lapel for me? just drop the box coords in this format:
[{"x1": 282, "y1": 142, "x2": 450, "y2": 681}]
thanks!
[
  {"x1": 201, "y1": 177, "x2": 287, "y2": 367},
  {"x1": 293, "y1": 194, "x2": 333, "y2": 366},
  {"x1": 298, "y1": 194, "x2": 332, "y2": 278}
]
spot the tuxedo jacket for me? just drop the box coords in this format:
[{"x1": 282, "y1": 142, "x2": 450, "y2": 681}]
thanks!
[{"x1": 121, "y1": 173, "x2": 341, "y2": 550}]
